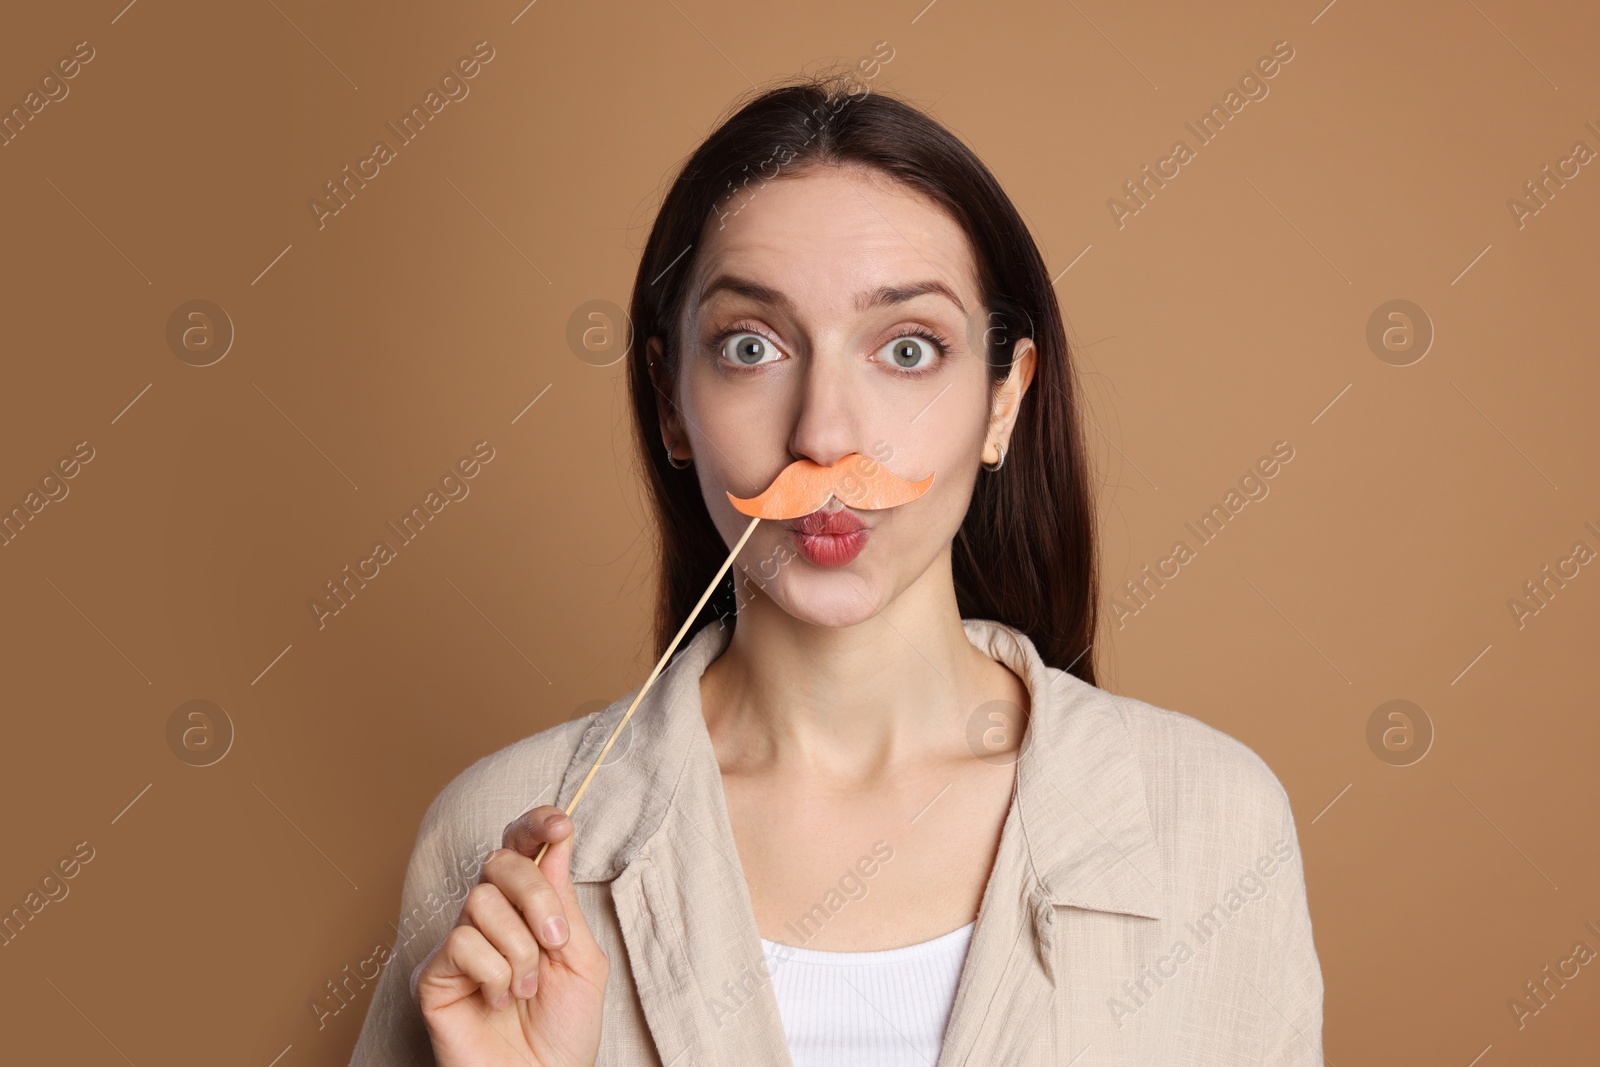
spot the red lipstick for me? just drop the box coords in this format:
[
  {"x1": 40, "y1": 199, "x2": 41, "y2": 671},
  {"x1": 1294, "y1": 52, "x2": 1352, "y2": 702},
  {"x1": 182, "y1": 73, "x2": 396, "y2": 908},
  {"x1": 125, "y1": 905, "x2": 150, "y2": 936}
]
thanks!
[{"x1": 788, "y1": 507, "x2": 868, "y2": 567}]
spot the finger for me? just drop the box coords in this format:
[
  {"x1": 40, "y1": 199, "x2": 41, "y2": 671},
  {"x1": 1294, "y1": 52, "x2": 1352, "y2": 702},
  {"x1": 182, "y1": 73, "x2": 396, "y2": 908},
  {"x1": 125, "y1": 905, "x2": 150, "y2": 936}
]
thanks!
[
  {"x1": 529, "y1": 823, "x2": 605, "y2": 963},
  {"x1": 417, "y1": 923, "x2": 516, "y2": 1013},
  {"x1": 502, "y1": 804, "x2": 572, "y2": 856},
  {"x1": 480, "y1": 846, "x2": 576, "y2": 955},
  {"x1": 499, "y1": 806, "x2": 605, "y2": 965},
  {"x1": 459, "y1": 880, "x2": 545, "y2": 1001}
]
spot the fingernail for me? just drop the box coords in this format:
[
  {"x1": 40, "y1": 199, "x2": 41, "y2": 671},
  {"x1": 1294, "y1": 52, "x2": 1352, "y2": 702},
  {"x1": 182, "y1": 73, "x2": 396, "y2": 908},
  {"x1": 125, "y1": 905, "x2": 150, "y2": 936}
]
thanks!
[
  {"x1": 519, "y1": 971, "x2": 539, "y2": 998},
  {"x1": 543, "y1": 915, "x2": 569, "y2": 945},
  {"x1": 494, "y1": 989, "x2": 512, "y2": 1010}
]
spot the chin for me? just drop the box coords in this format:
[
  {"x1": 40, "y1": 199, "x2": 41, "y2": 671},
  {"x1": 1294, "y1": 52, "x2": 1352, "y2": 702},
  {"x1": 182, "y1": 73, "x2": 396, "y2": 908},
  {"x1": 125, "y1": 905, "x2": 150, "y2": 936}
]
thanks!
[{"x1": 768, "y1": 572, "x2": 887, "y2": 630}]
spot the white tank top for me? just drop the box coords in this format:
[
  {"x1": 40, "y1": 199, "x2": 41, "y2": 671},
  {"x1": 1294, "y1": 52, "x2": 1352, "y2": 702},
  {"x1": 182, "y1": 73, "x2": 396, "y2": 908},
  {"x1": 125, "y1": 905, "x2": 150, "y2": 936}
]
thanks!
[{"x1": 758, "y1": 921, "x2": 976, "y2": 1067}]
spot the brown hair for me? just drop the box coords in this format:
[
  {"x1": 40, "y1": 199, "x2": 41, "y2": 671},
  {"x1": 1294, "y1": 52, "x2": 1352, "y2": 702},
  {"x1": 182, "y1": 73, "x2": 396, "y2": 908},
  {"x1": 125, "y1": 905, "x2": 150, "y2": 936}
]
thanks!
[{"x1": 626, "y1": 74, "x2": 1101, "y2": 684}]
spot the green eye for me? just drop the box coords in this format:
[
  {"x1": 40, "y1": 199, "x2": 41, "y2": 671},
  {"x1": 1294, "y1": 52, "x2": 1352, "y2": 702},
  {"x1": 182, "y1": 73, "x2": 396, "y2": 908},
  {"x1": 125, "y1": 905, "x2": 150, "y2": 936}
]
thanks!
[
  {"x1": 884, "y1": 336, "x2": 935, "y2": 370},
  {"x1": 722, "y1": 333, "x2": 776, "y2": 365}
]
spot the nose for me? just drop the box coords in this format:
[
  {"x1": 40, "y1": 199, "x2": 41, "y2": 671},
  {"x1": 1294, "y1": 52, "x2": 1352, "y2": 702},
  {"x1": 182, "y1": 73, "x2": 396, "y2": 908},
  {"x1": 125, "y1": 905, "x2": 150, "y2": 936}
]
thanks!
[{"x1": 786, "y1": 341, "x2": 867, "y2": 471}]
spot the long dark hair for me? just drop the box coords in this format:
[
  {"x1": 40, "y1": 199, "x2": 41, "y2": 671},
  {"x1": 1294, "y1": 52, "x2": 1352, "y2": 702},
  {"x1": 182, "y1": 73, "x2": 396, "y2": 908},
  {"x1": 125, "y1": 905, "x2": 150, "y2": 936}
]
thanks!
[{"x1": 626, "y1": 73, "x2": 1101, "y2": 685}]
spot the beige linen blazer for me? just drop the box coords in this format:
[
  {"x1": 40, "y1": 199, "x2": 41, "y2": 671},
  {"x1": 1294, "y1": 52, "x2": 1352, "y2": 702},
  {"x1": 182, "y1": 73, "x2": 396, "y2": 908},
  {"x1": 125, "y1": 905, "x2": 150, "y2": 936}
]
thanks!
[{"x1": 348, "y1": 617, "x2": 1324, "y2": 1066}]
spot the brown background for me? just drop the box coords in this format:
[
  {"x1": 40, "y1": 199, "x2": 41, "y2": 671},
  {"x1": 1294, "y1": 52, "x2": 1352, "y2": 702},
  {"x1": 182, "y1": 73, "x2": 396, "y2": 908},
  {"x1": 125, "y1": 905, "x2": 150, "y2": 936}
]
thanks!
[{"x1": 1, "y1": 0, "x2": 1596, "y2": 1063}]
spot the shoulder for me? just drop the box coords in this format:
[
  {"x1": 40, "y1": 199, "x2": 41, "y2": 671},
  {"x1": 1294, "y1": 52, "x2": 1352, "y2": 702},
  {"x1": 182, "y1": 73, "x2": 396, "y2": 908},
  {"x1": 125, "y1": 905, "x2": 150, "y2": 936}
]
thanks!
[
  {"x1": 1116, "y1": 690, "x2": 1288, "y2": 807},
  {"x1": 415, "y1": 714, "x2": 593, "y2": 859},
  {"x1": 1070, "y1": 676, "x2": 1298, "y2": 849}
]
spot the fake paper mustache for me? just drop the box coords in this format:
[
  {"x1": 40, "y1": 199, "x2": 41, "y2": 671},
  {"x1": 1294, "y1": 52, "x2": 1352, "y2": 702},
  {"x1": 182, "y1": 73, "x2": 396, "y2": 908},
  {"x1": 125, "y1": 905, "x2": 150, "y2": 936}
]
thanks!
[{"x1": 726, "y1": 453, "x2": 935, "y2": 520}]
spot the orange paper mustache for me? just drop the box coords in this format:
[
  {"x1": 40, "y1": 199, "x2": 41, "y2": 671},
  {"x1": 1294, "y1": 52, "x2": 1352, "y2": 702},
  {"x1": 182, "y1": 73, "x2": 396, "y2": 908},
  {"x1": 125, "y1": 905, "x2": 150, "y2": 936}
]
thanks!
[{"x1": 726, "y1": 453, "x2": 935, "y2": 520}]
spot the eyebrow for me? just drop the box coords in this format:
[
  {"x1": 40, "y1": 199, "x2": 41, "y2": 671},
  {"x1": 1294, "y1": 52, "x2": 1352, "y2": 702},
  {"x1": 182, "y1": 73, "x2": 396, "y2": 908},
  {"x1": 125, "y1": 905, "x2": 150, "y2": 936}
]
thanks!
[{"x1": 697, "y1": 274, "x2": 967, "y2": 316}]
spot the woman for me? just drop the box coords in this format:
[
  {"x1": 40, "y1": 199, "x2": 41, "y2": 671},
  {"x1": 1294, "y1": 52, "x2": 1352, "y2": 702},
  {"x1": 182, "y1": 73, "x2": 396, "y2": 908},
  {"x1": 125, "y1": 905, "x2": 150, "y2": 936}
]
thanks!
[{"x1": 349, "y1": 74, "x2": 1323, "y2": 1067}]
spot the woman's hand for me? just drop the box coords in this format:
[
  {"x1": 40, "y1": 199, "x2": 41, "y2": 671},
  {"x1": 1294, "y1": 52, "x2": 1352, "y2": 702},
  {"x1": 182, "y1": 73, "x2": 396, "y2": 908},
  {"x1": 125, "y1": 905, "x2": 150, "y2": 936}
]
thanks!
[{"x1": 413, "y1": 806, "x2": 609, "y2": 1067}]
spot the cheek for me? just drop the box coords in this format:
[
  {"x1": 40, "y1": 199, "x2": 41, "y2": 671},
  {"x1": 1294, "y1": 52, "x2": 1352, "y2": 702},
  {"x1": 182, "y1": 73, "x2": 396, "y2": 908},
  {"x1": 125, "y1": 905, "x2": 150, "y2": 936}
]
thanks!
[
  {"x1": 917, "y1": 457, "x2": 980, "y2": 542},
  {"x1": 859, "y1": 442, "x2": 980, "y2": 563},
  {"x1": 882, "y1": 408, "x2": 986, "y2": 500},
  {"x1": 680, "y1": 367, "x2": 783, "y2": 465},
  {"x1": 694, "y1": 464, "x2": 746, "y2": 547},
  {"x1": 894, "y1": 424, "x2": 985, "y2": 534}
]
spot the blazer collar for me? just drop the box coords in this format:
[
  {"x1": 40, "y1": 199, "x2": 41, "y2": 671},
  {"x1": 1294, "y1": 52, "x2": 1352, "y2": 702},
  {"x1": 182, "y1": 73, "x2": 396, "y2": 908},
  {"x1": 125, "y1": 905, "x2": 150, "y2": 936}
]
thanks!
[
  {"x1": 979, "y1": 619, "x2": 1167, "y2": 920},
  {"x1": 556, "y1": 615, "x2": 1165, "y2": 921}
]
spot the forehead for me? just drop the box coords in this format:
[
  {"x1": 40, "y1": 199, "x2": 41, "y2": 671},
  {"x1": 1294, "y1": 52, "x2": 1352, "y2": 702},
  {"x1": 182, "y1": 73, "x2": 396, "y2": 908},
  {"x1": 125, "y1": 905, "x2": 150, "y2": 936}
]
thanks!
[{"x1": 688, "y1": 164, "x2": 980, "y2": 315}]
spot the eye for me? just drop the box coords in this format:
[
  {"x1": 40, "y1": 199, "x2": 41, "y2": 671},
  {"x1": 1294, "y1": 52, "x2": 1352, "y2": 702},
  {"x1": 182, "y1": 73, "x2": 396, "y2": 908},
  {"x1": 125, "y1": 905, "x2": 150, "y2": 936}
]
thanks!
[
  {"x1": 878, "y1": 333, "x2": 942, "y2": 372},
  {"x1": 718, "y1": 331, "x2": 782, "y2": 367}
]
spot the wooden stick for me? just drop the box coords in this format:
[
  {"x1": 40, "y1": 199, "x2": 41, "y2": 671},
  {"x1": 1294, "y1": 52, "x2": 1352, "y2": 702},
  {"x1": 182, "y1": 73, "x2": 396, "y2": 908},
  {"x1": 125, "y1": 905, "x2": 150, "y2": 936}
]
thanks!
[{"x1": 534, "y1": 514, "x2": 762, "y2": 866}]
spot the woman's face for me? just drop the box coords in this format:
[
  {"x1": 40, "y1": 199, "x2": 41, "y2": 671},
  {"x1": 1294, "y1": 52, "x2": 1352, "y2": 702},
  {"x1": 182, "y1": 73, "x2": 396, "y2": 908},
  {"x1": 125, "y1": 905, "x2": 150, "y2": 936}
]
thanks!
[{"x1": 650, "y1": 163, "x2": 1034, "y2": 629}]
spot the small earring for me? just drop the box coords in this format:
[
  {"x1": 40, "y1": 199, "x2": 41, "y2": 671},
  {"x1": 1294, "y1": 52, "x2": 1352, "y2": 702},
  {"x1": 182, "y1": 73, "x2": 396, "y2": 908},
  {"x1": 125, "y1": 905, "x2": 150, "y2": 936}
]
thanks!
[
  {"x1": 982, "y1": 441, "x2": 1007, "y2": 472},
  {"x1": 666, "y1": 441, "x2": 692, "y2": 470}
]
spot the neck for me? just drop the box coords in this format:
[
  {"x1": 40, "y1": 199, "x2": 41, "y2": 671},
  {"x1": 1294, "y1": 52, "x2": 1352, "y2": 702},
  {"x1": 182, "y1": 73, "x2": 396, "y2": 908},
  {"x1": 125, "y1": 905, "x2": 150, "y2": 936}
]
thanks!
[{"x1": 699, "y1": 552, "x2": 1024, "y2": 782}]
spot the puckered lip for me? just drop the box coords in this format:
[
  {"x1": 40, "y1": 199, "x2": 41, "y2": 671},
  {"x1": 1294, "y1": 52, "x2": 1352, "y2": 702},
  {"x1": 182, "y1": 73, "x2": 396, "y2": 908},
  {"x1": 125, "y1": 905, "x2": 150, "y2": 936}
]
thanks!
[{"x1": 788, "y1": 506, "x2": 867, "y2": 536}]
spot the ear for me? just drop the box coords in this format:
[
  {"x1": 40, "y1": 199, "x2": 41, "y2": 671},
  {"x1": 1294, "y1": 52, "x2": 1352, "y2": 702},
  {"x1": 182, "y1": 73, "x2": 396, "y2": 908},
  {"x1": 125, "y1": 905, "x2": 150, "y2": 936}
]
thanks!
[
  {"x1": 646, "y1": 336, "x2": 687, "y2": 455},
  {"x1": 985, "y1": 337, "x2": 1036, "y2": 462}
]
